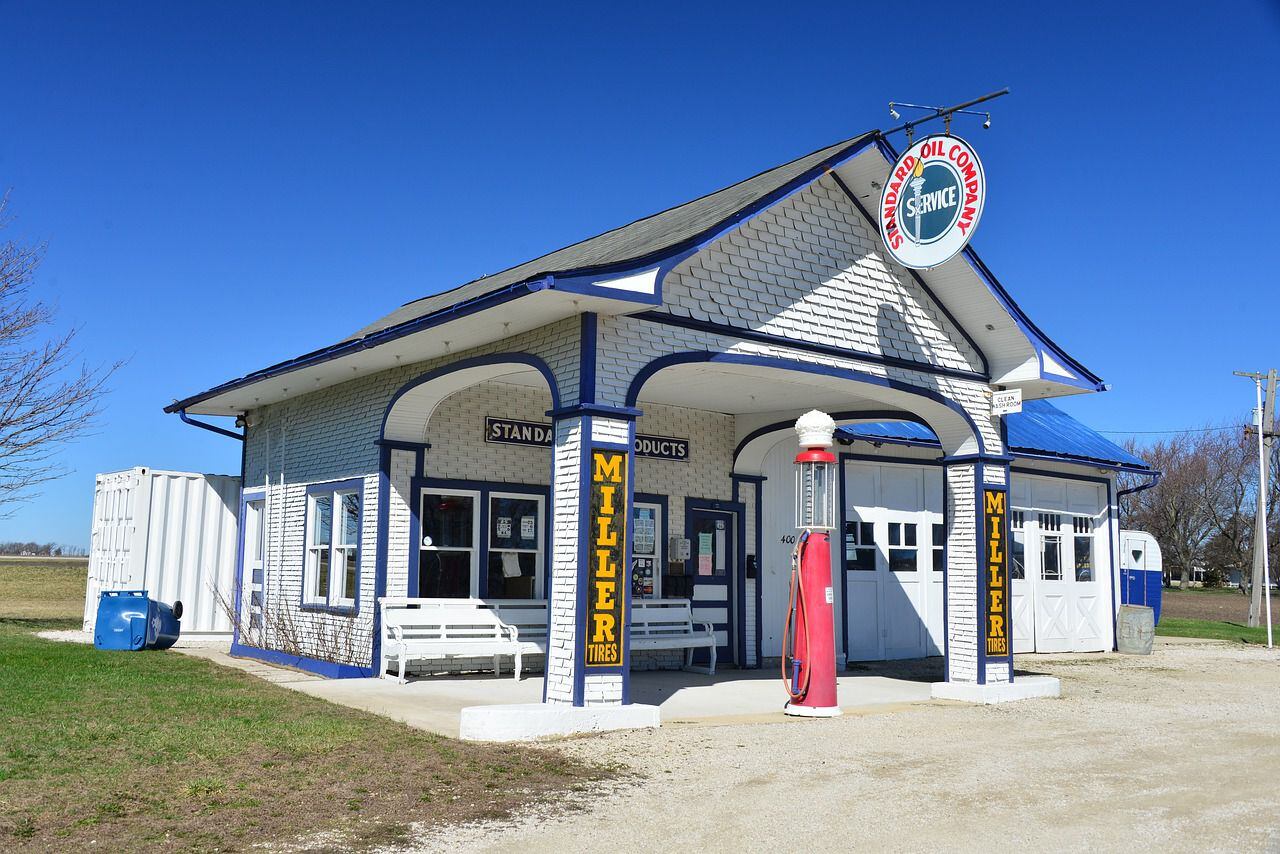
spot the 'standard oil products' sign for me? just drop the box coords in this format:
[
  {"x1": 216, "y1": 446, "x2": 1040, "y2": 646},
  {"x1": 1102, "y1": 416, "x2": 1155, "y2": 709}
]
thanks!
[
  {"x1": 586, "y1": 449, "x2": 627, "y2": 668},
  {"x1": 984, "y1": 487, "x2": 1009, "y2": 658},
  {"x1": 485, "y1": 417, "x2": 688, "y2": 461},
  {"x1": 879, "y1": 134, "x2": 986, "y2": 269}
]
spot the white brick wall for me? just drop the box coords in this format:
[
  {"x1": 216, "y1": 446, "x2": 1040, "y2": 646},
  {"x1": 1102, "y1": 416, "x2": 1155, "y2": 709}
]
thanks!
[
  {"x1": 424, "y1": 381, "x2": 553, "y2": 484},
  {"x1": 945, "y1": 463, "x2": 978, "y2": 683},
  {"x1": 545, "y1": 416, "x2": 583, "y2": 703}
]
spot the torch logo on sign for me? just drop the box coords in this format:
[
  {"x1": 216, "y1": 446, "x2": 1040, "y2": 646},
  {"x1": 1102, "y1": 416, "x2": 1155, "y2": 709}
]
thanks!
[{"x1": 879, "y1": 134, "x2": 986, "y2": 269}]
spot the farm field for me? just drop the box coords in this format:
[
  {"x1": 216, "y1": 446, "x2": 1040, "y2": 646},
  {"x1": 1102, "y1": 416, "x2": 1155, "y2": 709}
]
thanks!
[{"x1": 0, "y1": 557, "x2": 88, "y2": 624}]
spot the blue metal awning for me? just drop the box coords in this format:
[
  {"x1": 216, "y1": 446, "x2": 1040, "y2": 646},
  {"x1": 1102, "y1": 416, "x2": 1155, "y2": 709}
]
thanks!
[{"x1": 838, "y1": 399, "x2": 1151, "y2": 471}]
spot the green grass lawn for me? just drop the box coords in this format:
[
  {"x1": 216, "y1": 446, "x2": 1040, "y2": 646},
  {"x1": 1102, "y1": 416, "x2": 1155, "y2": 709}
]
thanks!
[
  {"x1": 0, "y1": 564, "x2": 607, "y2": 851},
  {"x1": 1156, "y1": 616, "x2": 1275, "y2": 645}
]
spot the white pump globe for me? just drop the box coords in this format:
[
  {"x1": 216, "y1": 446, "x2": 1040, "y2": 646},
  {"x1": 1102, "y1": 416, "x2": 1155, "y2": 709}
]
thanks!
[{"x1": 794, "y1": 409, "x2": 836, "y2": 450}]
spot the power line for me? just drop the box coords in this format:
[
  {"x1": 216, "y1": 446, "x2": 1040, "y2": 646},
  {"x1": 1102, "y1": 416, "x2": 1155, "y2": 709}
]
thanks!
[{"x1": 1097, "y1": 425, "x2": 1247, "y2": 435}]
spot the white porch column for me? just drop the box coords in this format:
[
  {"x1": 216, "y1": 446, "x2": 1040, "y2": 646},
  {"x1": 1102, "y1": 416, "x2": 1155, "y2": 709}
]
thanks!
[
  {"x1": 545, "y1": 410, "x2": 637, "y2": 707},
  {"x1": 936, "y1": 457, "x2": 1059, "y2": 703}
]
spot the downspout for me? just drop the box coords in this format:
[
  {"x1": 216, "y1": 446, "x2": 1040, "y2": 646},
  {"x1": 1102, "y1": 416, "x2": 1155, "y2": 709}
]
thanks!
[
  {"x1": 176, "y1": 409, "x2": 245, "y2": 441},
  {"x1": 1116, "y1": 470, "x2": 1162, "y2": 499}
]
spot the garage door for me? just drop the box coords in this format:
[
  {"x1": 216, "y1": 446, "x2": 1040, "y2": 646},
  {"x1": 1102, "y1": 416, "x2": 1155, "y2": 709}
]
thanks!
[
  {"x1": 843, "y1": 461, "x2": 944, "y2": 661},
  {"x1": 1010, "y1": 475, "x2": 1111, "y2": 653}
]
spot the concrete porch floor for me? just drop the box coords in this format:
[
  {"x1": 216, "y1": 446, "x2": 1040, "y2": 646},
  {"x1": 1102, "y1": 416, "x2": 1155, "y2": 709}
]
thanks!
[{"x1": 179, "y1": 647, "x2": 939, "y2": 738}]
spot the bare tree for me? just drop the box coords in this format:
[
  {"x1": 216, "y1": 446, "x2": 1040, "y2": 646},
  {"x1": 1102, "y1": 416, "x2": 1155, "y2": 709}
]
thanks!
[
  {"x1": 0, "y1": 192, "x2": 117, "y2": 510},
  {"x1": 1120, "y1": 424, "x2": 1274, "y2": 591}
]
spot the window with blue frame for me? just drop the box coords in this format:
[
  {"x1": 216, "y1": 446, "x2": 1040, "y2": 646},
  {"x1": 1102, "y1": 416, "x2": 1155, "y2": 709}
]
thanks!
[{"x1": 304, "y1": 483, "x2": 361, "y2": 609}]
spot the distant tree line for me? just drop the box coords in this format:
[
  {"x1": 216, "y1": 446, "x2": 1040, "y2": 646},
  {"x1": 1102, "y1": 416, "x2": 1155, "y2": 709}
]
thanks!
[
  {"x1": 1119, "y1": 420, "x2": 1278, "y2": 593},
  {"x1": 0, "y1": 541, "x2": 86, "y2": 557}
]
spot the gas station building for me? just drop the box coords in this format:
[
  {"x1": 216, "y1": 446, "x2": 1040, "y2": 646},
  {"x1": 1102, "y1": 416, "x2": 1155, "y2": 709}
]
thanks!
[{"x1": 167, "y1": 129, "x2": 1155, "y2": 736}]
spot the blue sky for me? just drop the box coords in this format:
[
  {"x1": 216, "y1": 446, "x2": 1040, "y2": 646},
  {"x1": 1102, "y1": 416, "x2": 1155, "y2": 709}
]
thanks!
[{"x1": 2, "y1": 2, "x2": 1278, "y2": 547}]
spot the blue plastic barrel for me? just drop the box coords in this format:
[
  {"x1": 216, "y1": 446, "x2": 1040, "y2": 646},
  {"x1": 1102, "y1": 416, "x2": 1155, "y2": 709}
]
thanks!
[{"x1": 93, "y1": 590, "x2": 183, "y2": 651}]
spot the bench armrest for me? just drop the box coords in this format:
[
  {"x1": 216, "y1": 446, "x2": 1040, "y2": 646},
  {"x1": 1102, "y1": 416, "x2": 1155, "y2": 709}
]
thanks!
[{"x1": 701, "y1": 621, "x2": 715, "y2": 637}]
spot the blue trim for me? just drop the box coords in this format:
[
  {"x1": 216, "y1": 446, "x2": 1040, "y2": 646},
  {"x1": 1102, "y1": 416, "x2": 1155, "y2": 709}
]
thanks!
[
  {"x1": 579, "y1": 313, "x2": 597, "y2": 405},
  {"x1": 299, "y1": 478, "x2": 365, "y2": 616},
  {"x1": 167, "y1": 281, "x2": 550, "y2": 414},
  {"x1": 408, "y1": 477, "x2": 551, "y2": 599},
  {"x1": 621, "y1": 422, "x2": 637, "y2": 702},
  {"x1": 547, "y1": 403, "x2": 643, "y2": 421},
  {"x1": 826, "y1": 171, "x2": 991, "y2": 379},
  {"x1": 684, "y1": 498, "x2": 745, "y2": 666},
  {"x1": 872, "y1": 136, "x2": 1105, "y2": 393},
  {"x1": 375, "y1": 439, "x2": 431, "y2": 452},
  {"x1": 231, "y1": 492, "x2": 250, "y2": 649},
  {"x1": 231, "y1": 641, "x2": 373, "y2": 679},
  {"x1": 177, "y1": 409, "x2": 244, "y2": 440},
  {"x1": 634, "y1": 311, "x2": 988, "y2": 384},
  {"x1": 553, "y1": 269, "x2": 664, "y2": 307},
  {"x1": 627, "y1": 352, "x2": 987, "y2": 454},
  {"x1": 941, "y1": 453, "x2": 1016, "y2": 465},
  {"x1": 1010, "y1": 449, "x2": 1154, "y2": 476},
  {"x1": 380, "y1": 352, "x2": 563, "y2": 440},
  {"x1": 730, "y1": 476, "x2": 752, "y2": 668}
]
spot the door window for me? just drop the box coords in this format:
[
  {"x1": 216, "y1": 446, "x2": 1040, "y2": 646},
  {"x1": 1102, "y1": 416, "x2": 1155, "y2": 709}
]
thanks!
[
  {"x1": 844, "y1": 520, "x2": 876, "y2": 571},
  {"x1": 1011, "y1": 511, "x2": 1026, "y2": 580},
  {"x1": 420, "y1": 491, "x2": 477, "y2": 598},
  {"x1": 1072, "y1": 516, "x2": 1094, "y2": 582},
  {"x1": 887, "y1": 522, "x2": 918, "y2": 572},
  {"x1": 1039, "y1": 513, "x2": 1062, "y2": 581},
  {"x1": 931, "y1": 523, "x2": 945, "y2": 573},
  {"x1": 487, "y1": 494, "x2": 542, "y2": 599},
  {"x1": 632, "y1": 503, "x2": 662, "y2": 599}
]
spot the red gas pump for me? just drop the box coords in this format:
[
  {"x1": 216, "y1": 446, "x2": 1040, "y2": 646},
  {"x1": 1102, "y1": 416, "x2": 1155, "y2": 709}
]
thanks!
[{"x1": 782, "y1": 410, "x2": 841, "y2": 717}]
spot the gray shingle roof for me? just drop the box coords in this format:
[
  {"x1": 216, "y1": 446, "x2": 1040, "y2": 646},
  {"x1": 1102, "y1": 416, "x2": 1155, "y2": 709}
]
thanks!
[{"x1": 347, "y1": 131, "x2": 877, "y2": 340}]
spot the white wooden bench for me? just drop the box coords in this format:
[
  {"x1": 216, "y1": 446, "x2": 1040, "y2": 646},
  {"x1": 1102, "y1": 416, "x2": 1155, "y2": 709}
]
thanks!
[
  {"x1": 379, "y1": 598, "x2": 520, "y2": 684},
  {"x1": 378, "y1": 597, "x2": 717, "y2": 681},
  {"x1": 631, "y1": 599, "x2": 717, "y2": 675}
]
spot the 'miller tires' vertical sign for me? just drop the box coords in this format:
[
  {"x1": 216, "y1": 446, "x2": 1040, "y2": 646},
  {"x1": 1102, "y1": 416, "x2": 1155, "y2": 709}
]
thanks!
[
  {"x1": 984, "y1": 488, "x2": 1009, "y2": 658},
  {"x1": 586, "y1": 449, "x2": 627, "y2": 667}
]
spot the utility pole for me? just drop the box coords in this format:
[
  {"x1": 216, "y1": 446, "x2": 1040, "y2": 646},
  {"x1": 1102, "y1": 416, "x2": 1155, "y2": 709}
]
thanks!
[{"x1": 1234, "y1": 369, "x2": 1275, "y2": 647}]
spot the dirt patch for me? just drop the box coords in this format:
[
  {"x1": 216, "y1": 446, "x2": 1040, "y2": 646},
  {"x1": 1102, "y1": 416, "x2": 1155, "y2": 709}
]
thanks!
[
  {"x1": 402, "y1": 641, "x2": 1280, "y2": 853},
  {"x1": 1161, "y1": 587, "x2": 1275, "y2": 622}
]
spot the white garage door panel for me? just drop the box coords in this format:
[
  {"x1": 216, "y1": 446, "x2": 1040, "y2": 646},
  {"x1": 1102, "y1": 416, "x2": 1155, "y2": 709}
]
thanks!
[
  {"x1": 1011, "y1": 588, "x2": 1035, "y2": 652},
  {"x1": 884, "y1": 580, "x2": 925, "y2": 658},
  {"x1": 845, "y1": 576, "x2": 880, "y2": 660},
  {"x1": 1074, "y1": 594, "x2": 1106, "y2": 650}
]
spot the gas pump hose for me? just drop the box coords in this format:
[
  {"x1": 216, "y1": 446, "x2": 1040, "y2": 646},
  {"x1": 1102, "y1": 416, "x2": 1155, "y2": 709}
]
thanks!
[{"x1": 782, "y1": 530, "x2": 812, "y2": 702}]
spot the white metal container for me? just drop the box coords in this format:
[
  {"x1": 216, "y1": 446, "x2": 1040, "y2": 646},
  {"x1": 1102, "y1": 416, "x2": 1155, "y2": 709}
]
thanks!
[{"x1": 84, "y1": 467, "x2": 241, "y2": 638}]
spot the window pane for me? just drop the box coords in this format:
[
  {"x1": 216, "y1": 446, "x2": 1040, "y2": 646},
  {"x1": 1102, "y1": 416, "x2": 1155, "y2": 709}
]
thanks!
[
  {"x1": 418, "y1": 550, "x2": 471, "y2": 597},
  {"x1": 312, "y1": 495, "x2": 332, "y2": 546},
  {"x1": 933, "y1": 523, "x2": 945, "y2": 547},
  {"x1": 344, "y1": 548, "x2": 358, "y2": 599},
  {"x1": 1074, "y1": 535, "x2": 1093, "y2": 582},
  {"x1": 490, "y1": 496, "x2": 539, "y2": 551},
  {"x1": 487, "y1": 551, "x2": 537, "y2": 599},
  {"x1": 932, "y1": 548, "x2": 944, "y2": 572},
  {"x1": 889, "y1": 549, "x2": 917, "y2": 572},
  {"x1": 904, "y1": 524, "x2": 917, "y2": 547},
  {"x1": 423, "y1": 494, "x2": 473, "y2": 548},
  {"x1": 340, "y1": 493, "x2": 359, "y2": 546},
  {"x1": 1042, "y1": 536, "x2": 1062, "y2": 581},
  {"x1": 847, "y1": 548, "x2": 875, "y2": 572},
  {"x1": 861, "y1": 522, "x2": 875, "y2": 545},
  {"x1": 316, "y1": 548, "x2": 330, "y2": 597},
  {"x1": 889, "y1": 524, "x2": 901, "y2": 547},
  {"x1": 1012, "y1": 532, "x2": 1025, "y2": 580}
]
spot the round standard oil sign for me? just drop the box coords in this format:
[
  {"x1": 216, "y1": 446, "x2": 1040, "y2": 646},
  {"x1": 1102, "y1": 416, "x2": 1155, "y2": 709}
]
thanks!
[{"x1": 878, "y1": 134, "x2": 986, "y2": 269}]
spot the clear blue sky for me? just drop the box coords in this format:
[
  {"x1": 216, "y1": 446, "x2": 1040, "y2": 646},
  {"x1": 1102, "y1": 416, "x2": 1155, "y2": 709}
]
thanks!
[{"x1": 2, "y1": 2, "x2": 1278, "y2": 548}]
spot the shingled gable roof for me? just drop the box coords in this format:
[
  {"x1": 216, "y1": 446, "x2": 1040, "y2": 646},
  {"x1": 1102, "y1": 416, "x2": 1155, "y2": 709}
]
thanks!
[{"x1": 347, "y1": 131, "x2": 878, "y2": 340}]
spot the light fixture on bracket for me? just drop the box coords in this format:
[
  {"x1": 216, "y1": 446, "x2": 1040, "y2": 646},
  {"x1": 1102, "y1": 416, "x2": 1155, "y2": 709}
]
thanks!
[{"x1": 884, "y1": 88, "x2": 1009, "y2": 145}]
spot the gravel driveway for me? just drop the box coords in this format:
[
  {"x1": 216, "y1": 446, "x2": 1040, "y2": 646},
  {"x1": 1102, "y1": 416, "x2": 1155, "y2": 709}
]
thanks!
[{"x1": 403, "y1": 639, "x2": 1280, "y2": 853}]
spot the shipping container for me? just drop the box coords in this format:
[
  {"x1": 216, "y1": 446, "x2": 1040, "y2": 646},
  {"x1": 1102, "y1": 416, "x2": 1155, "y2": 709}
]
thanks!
[{"x1": 84, "y1": 467, "x2": 241, "y2": 638}]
